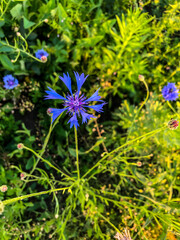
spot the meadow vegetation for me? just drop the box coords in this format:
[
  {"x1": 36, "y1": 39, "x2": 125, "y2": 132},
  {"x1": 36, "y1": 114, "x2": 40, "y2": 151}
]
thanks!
[{"x1": 0, "y1": 0, "x2": 180, "y2": 239}]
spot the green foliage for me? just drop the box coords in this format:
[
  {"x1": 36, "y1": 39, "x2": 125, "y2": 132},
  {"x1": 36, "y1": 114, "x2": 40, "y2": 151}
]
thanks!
[{"x1": 0, "y1": 0, "x2": 180, "y2": 239}]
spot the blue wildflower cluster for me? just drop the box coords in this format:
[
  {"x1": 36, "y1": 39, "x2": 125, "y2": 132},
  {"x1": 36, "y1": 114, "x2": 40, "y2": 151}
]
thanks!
[
  {"x1": 162, "y1": 82, "x2": 179, "y2": 101},
  {"x1": 3, "y1": 75, "x2": 18, "y2": 89},
  {"x1": 35, "y1": 49, "x2": 49, "y2": 62},
  {"x1": 45, "y1": 72, "x2": 105, "y2": 129}
]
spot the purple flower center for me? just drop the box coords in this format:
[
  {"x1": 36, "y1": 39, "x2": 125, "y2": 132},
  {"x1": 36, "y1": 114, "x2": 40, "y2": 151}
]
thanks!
[
  {"x1": 168, "y1": 88, "x2": 173, "y2": 94},
  {"x1": 64, "y1": 94, "x2": 87, "y2": 114},
  {"x1": 8, "y1": 80, "x2": 14, "y2": 86}
]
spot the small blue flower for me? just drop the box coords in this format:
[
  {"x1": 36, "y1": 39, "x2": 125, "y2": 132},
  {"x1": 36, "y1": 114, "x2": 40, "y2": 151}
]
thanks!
[
  {"x1": 35, "y1": 49, "x2": 49, "y2": 62},
  {"x1": 3, "y1": 75, "x2": 19, "y2": 89},
  {"x1": 45, "y1": 72, "x2": 105, "y2": 129},
  {"x1": 162, "y1": 82, "x2": 179, "y2": 101}
]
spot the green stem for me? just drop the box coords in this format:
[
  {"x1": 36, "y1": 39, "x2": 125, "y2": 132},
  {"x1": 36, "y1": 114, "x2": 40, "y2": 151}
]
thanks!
[
  {"x1": 82, "y1": 126, "x2": 166, "y2": 179},
  {"x1": 98, "y1": 212, "x2": 120, "y2": 233},
  {"x1": 26, "y1": 20, "x2": 44, "y2": 39},
  {"x1": 3, "y1": 187, "x2": 69, "y2": 205},
  {"x1": 21, "y1": 113, "x2": 64, "y2": 191},
  {"x1": 0, "y1": 0, "x2": 12, "y2": 19},
  {"x1": 74, "y1": 127, "x2": 80, "y2": 180},
  {"x1": 0, "y1": 41, "x2": 42, "y2": 63},
  {"x1": 18, "y1": 34, "x2": 29, "y2": 51},
  {"x1": 126, "y1": 78, "x2": 149, "y2": 142},
  {"x1": 87, "y1": 153, "x2": 152, "y2": 182},
  {"x1": 23, "y1": 146, "x2": 75, "y2": 182},
  {"x1": 167, "y1": 101, "x2": 180, "y2": 118}
]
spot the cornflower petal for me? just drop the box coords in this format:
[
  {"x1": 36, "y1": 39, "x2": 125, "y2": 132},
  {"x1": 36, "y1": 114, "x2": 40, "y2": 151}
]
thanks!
[
  {"x1": 44, "y1": 87, "x2": 67, "y2": 100},
  {"x1": 67, "y1": 114, "x2": 79, "y2": 129},
  {"x1": 3, "y1": 75, "x2": 19, "y2": 89},
  {"x1": 35, "y1": 49, "x2": 49, "y2": 60},
  {"x1": 80, "y1": 110, "x2": 96, "y2": 123},
  {"x1": 59, "y1": 73, "x2": 73, "y2": 95},
  {"x1": 48, "y1": 108, "x2": 67, "y2": 123},
  {"x1": 74, "y1": 72, "x2": 89, "y2": 95},
  {"x1": 162, "y1": 82, "x2": 179, "y2": 101},
  {"x1": 86, "y1": 103, "x2": 106, "y2": 112},
  {"x1": 86, "y1": 88, "x2": 103, "y2": 102}
]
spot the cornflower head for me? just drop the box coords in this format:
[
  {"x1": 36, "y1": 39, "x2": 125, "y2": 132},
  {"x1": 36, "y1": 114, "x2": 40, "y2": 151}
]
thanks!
[
  {"x1": 45, "y1": 72, "x2": 105, "y2": 129},
  {"x1": 162, "y1": 83, "x2": 179, "y2": 101},
  {"x1": 35, "y1": 49, "x2": 49, "y2": 62},
  {"x1": 3, "y1": 75, "x2": 18, "y2": 89}
]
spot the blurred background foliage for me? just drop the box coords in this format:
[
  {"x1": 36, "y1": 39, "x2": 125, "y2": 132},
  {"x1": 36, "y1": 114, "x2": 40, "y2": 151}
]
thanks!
[{"x1": 0, "y1": 0, "x2": 180, "y2": 239}]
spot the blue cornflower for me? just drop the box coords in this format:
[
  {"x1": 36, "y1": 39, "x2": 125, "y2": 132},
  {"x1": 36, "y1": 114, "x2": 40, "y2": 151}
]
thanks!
[
  {"x1": 162, "y1": 82, "x2": 179, "y2": 101},
  {"x1": 3, "y1": 75, "x2": 19, "y2": 89},
  {"x1": 45, "y1": 72, "x2": 105, "y2": 129},
  {"x1": 35, "y1": 49, "x2": 49, "y2": 62}
]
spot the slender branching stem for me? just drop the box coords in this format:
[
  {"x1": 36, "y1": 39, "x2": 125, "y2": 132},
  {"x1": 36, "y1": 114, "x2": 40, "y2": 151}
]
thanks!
[
  {"x1": 126, "y1": 78, "x2": 149, "y2": 142},
  {"x1": 23, "y1": 146, "x2": 75, "y2": 181},
  {"x1": 3, "y1": 187, "x2": 69, "y2": 205},
  {"x1": 0, "y1": 0, "x2": 12, "y2": 19},
  {"x1": 21, "y1": 114, "x2": 64, "y2": 191},
  {"x1": 82, "y1": 126, "x2": 166, "y2": 179},
  {"x1": 74, "y1": 126, "x2": 80, "y2": 180},
  {"x1": 94, "y1": 118, "x2": 108, "y2": 153},
  {"x1": 167, "y1": 101, "x2": 180, "y2": 119},
  {"x1": 0, "y1": 40, "x2": 42, "y2": 62},
  {"x1": 98, "y1": 212, "x2": 120, "y2": 233},
  {"x1": 26, "y1": 20, "x2": 45, "y2": 39}
]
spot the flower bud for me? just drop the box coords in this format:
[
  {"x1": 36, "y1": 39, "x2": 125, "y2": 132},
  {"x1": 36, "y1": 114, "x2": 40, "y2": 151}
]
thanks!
[
  {"x1": 168, "y1": 119, "x2": 179, "y2": 130},
  {"x1": 41, "y1": 56, "x2": 47, "y2": 63},
  {"x1": 20, "y1": 172, "x2": 26, "y2": 180},
  {"x1": 138, "y1": 75, "x2": 145, "y2": 81},
  {"x1": 0, "y1": 185, "x2": 8, "y2": 192},
  {"x1": 16, "y1": 32, "x2": 21, "y2": 37},
  {"x1": 17, "y1": 143, "x2": 24, "y2": 149},
  {"x1": 47, "y1": 108, "x2": 52, "y2": 116},
  {"x1": 14, "y1": 27, "x2": 19, "y2": 32},
  {"x1": 137, "y1": 161, "x2": 142, "y2": 167},
  {"x1": 44, "y1": 19, "x2": 48, "y2": 23}
]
